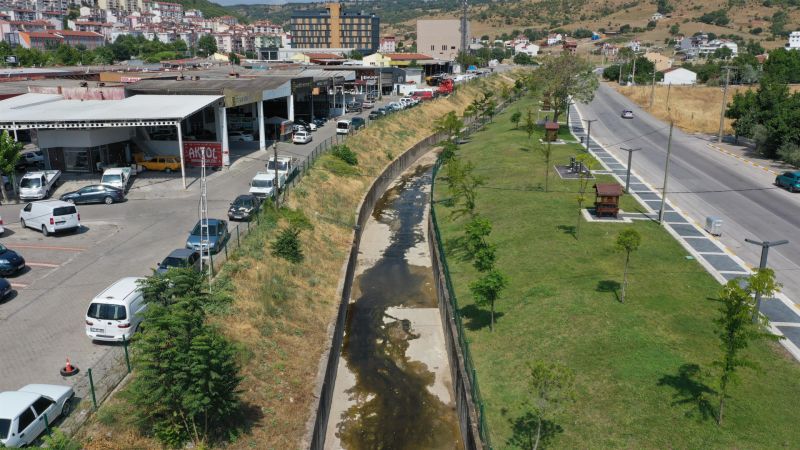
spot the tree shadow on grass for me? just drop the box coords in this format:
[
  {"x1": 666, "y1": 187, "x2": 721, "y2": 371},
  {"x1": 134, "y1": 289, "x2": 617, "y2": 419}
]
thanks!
[
  {"x1": 444, "y1": 235, "x2": 472, "y2": 262},
  {"x1": 657, "y1": 363, "x2": 717, "y2": 421},
  {"x1": 506, "y1": 411, "x2": 563, "y2": 450},
  {"x1": 460, "y1": 303, "x2": 505, "y2": 331},
  {"x1": 596, "y1": 280, "x2": 621, "y2": 302},
  {"x1": 519, "y1": 146, "x2": 532, "y2": 152},
  {"x1": 556, "y1": 224, "x2": 576, "y2": 239}
]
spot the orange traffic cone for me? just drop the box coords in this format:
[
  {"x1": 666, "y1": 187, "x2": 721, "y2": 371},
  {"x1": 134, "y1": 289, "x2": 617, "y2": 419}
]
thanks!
[{"x1": 60, "y1": 357, "x2": 79, "y2": 377}]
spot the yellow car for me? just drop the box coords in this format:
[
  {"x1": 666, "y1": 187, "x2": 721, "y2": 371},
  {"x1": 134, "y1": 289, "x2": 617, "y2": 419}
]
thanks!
[{"x1": 140, "y1": 156, "x2": 181, "y2": 173}]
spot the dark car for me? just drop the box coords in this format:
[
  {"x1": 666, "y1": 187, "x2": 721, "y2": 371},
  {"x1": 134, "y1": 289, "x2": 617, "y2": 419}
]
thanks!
[
  {"x1": 61, "y1": 184, "x2": 124, "y2": 205},
  {"x1": 185, "y1": 218, "x2": 229, "y2": 255},
  {"x1": 156, "y1": 248, "x2": 201, "y2": 275},
  {"x1": 0, "y1": 277, "x2": 10, "y2": 299},
  {"x1": 368, "y1": 111, "x2": 381, "y2": 120},
  {"x1": 228, "y1": 194, "x2": 261, "y2": 221},
  {"x1": 775, "y1": 171, "x2": 800, "y2": 192},
  {"x1": 377, "y1": 107, "x2": 389, "y2": 116},
  {"x1": 0, "y1": 244, "x2": 25, "y2": 276},
  {"x1": 347, "y1": 102, "x2": 363, "y2": 113},
  {"x1": 312, "y1": 117, "x2": 327, "y2": 127},
  {"x1": 351, "y1": 116, "x2": 366, "y2": 130}
]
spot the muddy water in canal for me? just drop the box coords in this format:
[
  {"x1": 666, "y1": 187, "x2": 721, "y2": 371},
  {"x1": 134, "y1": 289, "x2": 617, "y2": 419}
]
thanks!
[{"x1": 326, "y1": 154, "x2": 462, "y2": 450}]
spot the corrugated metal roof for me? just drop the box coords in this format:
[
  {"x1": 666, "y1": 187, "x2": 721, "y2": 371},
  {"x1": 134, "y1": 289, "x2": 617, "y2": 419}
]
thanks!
[
  {"x1": 0, "y1": 93, "x2": 223, "y2": 123},
  {"x1": 126, "y1": 76, "x2": 293, "y2": 95}
]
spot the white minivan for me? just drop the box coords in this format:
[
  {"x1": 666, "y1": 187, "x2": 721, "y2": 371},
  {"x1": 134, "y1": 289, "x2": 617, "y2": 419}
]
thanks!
[
  {"x1": 85, "y1": 277, "x2": 147, "y2": 342},
  {"x1": 19, "y1": 200, "x2": 80, "y2": 236},
  {"x1": 336, "y1": 119, "x2": 352, "y2": 135}
]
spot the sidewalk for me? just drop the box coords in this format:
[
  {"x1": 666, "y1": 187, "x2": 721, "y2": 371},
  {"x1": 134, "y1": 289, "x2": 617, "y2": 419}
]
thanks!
[
  {"x1": 569, "y1": 103, "x2": 800, "y2": 362},
  {"x1": 692, "y1": 133, "x2": 797, "y2": 176}
]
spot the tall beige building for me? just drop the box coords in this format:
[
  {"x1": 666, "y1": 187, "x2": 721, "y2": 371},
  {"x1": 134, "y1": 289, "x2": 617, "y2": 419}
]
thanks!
[{"x1": 416, "y1": 19, "x2": 467, "y2": 61}]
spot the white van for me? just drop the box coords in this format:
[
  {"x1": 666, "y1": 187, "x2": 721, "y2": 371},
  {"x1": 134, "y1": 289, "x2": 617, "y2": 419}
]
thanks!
[
  {"x1": 19, "y1": 200, "x2": 80, "y2": 236},
  {"x1": 85, "y1": 277, "x2": 147, "y2": 342},
  {"x1": 336, "y1": 119, "x2": 352, "y2": 135}
]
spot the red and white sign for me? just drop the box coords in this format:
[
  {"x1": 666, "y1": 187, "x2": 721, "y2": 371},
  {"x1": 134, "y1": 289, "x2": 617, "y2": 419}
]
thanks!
[{"x1": 183, "y1": 141, "x2": 222, "y2": 167}]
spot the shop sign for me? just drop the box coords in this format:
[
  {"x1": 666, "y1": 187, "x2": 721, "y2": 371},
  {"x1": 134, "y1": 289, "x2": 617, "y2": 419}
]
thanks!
[{"x1": 183, "y1": 141, "x2": 222, "y2": 167}]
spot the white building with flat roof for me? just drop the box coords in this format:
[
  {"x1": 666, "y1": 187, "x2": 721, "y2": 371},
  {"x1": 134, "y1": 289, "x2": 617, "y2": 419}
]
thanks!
[{"x1": 787, "y1": 31, "x2": 800, "y2": 50}]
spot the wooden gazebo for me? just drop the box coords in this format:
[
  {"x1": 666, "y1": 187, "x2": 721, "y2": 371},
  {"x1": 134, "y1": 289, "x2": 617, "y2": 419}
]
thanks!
[
  {"x1": 544, "y1": 121, "x2": 560, "y2": 142},
  {"x1": 593, "y1": 183, "x2": 623, "y2": 218}
]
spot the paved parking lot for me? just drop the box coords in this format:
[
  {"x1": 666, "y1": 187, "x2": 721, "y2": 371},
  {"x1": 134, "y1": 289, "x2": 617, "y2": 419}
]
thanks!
[{"x1": 0, "y1": 98, "x2": 397, "y2": 390}]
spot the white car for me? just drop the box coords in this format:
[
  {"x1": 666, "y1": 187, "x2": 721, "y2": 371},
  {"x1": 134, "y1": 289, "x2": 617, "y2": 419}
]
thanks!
[
  {"x1": 0, "y1": 384, "x2": 74, "y2": 447},
  {"x1": 229, "y1": 131, "x2": 254, "y2": 142},
  {"x1": 20, "y1": 200, "x2": 80, "y2": 236},
  {"x1": 292, "y1": 124, "x2": 307, "y2": 133},
  {"x1": 293, "y1": 131, "x2": 312, "y2": 144},
  {"x1": 0, "y1": 214, "x2": 4, "y2": 235},
  {"x1": 621, "y1": 110, "x2": 634, "y2": 119}
]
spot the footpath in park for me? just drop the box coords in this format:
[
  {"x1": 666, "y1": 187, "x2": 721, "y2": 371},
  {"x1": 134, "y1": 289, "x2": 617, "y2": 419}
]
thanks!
[{"x1": 569, "y1": 103, "x2": 800, "y2": 361}]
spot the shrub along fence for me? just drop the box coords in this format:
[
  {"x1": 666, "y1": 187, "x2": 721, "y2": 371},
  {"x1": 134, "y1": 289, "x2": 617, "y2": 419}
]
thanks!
[{"x1": 307, "y1": 91, "x2": 519, "y2": 450}]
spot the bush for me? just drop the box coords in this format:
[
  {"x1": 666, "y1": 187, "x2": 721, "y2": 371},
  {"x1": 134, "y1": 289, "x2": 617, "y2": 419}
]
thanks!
[
  {"x1": 750, "y1": 27, "x2": 763, "y2": 35},
  {"x1": 271, "y1": 227, "x2": 304, "y2": 264},
  {"x1": 331, "y1": 144, "x2": 358, "y2": 165},
  {"x1": 778, "y1": 142, "x2": 800, "y2": 167},
  {"x1": 698, "y1": 9, "x2": 730, "y2": 26}
]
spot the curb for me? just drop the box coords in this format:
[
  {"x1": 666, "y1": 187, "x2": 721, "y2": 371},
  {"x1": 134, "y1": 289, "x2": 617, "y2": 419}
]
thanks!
[{"x1": 569, "y1": 102, "x2": 800, "y2": 362}]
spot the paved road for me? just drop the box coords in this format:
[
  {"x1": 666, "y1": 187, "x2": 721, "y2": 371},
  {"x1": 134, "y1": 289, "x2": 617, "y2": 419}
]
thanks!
[
  {"x1": 0, "y1": 97, "x2": 396, "y2": 391},
  {"x1": 575, "y1": 83, "x2": 800, "y2": 315}
]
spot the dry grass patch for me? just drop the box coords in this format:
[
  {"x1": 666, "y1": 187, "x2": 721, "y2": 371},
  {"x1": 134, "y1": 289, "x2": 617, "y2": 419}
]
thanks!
[
  {"x1": 75, "y1": 75, "x2": 515, "y2": 449},
  {"x1": 615, "y1": 83, "x2": 752, "y2": 135}
]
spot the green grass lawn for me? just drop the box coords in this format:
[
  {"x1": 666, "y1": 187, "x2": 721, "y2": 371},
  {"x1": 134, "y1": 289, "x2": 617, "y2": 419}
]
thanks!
[{"x1": 434, "y1": 96, "x2": 800, "y2": 449}]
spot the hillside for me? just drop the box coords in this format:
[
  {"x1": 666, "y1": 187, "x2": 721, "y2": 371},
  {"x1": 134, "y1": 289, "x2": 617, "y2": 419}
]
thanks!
[
  {"x1": 177, "y1": 0, "x2": 247, "y2": 21},
  {"x1": 231, "y1": 0, "x2": 800, "y2": 48}
]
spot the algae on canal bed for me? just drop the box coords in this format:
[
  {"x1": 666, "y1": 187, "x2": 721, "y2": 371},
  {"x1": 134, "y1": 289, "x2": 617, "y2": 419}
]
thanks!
[{"x1": 334, "y1": 160, "x2": 462, "y2": 450}]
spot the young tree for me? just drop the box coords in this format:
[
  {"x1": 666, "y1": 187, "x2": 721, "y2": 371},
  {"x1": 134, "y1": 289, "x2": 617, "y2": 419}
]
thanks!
[
  {"x1": 445, "y1": 159, "x2": 485, "y2": 219},
  {"x1": 524, "y1": 109, "x2": 536, "y2": 141},
  {"x1": 714, "y1": 276, "x2": 780, "y2": 425},
  {"x1": 522, "y1": 359, "x2": 576, "y2": 450},
  {"x1": 435, "y1": 111, "x2": 465, "y2": 141},
  {"x1": 464, "y1": 215, "x2": 496, "y2": 272},
  {"x1": 615, "y1": 228, "x2": 642, "y2": 303},
  {"x1": 538, "y1": 141, "x2": 553, "y2": 192},
  {"x1": 535, "y1": 54, "x2": 599, "y2": 123},
  {"x1": 574, "y1": 154, "x2": 595, "y2": 239},
  {"x1": 511, "y1": 111, "x2": 522, "y2": 129},
  {"x1": 469, "y1": 268, "x2": 508, "y2": 331},
  {"x1": 130, "y1": 271, "x2": 241, "y2": 447},
  {"x1": 485, "y1": 99, "x2": 497, "y2": 122},
  {"x1": 749, "y1": 267, "x2": 781, "y2": 323},
  {"x1": 0, "y1": 130, "x2": 22, "y2": 203}
]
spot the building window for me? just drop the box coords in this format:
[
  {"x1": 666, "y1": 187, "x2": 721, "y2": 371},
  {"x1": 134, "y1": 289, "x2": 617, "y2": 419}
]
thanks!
[{"x1": 431, "y1": 45, "x2": 434, "y2": 50}]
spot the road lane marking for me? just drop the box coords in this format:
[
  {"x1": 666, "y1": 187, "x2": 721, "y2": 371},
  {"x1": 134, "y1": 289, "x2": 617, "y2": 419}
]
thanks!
[
  {"x1": 4, "y1": 244, "x2": 86, "y2": 252},
  {"x1": 25, "y1": 262, "x2": 60, "y2": 268}
]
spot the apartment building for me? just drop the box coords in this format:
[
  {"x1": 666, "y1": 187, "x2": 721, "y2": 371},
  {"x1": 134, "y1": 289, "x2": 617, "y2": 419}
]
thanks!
[
  {"x1": 290, "y1": 2, "x2": 379, "y2": 53},
  {"x1": 416, "y1": 19, "x2": 465, "y2": 61}
]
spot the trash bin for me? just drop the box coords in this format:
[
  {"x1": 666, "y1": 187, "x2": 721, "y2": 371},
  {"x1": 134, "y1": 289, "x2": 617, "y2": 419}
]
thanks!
[{"x1": 705, "y1": 216, "x2": 723, "y2": 236}]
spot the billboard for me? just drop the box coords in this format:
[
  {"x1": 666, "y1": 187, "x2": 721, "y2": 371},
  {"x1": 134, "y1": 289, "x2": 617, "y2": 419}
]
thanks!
[{"x1": 183, "y1": 141, "x2": 222, "y2": 167}]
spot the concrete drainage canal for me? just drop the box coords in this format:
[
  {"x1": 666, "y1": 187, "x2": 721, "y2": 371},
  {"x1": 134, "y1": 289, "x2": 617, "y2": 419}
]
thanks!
[{"x1": 325, "y1": 151, "x2": 462, "y2": 450}]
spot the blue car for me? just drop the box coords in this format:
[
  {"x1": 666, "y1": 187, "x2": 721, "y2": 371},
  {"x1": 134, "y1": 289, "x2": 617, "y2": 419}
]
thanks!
[
  {"x1": 775, "y1": 171, "x2": 800, "y2": 192},
  {"x1": 0, "y1": 244, "x2": 25, "y2": 276},
  {"x1": 0, "y1": 277, "x2": 10, "y2": 299},
  {"x1": 185, "y1": 219, "x2": 229, "y2": 255}
]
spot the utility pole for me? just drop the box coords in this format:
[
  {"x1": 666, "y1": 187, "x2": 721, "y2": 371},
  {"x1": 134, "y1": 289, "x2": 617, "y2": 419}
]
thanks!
[
  {"x1": 658, "y1": 121, "x2": 674, "y2": 224},
  {"x1": 649, "y1": 67, "x2": 657, "y2": 109},
  {"x1": 460, "y1": 0, "x2": 468, "y2": 55},
  {"x1": 620, "y1": 147, "x2": 641, "y2": 193},
  {"x1": 666, "y1": 82, "x2": 672, "y2": 112},
  {"x1": 745, "y1": 238, "x2": 789, "y2": 323},
  {"x1": 583, "y1": 118, "x2": 597, "y2": 152},
  {"x1": 618, "y1": 60, "x2": 623, "y2": 85},
  {"x1": 273, "y1": 141, "x2": 280, "y2": 210},
  {"x1": 631, "y1": 56, "x2": 637, "y2": 84},
  {"x1": 717, "y1": 66, "x2": 732, "y2": 144},
  {"x1": 199, "y1": 149, "x2": 210, "y2": 281}
]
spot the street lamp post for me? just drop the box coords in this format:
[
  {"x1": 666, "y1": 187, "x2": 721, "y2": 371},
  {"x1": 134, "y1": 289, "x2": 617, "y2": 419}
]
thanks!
[
  {"x1": 745, "y1": 238, "x2": 789, "y2": 323},
  {"x1": 620, "y1": 147, "x2": 641, "y2": 193},
  {"x1": 658, "y1": 121, "x2": 674, "y2": 224},
  {"x1": 583, "y1": 118, "x2": 597, "y2": 152}
]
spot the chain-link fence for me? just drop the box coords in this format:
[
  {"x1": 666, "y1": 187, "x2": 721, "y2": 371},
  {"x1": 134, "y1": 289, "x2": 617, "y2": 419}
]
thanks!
[{"x1": 427, "y1": 94, "x2": 520, "y2": 449}]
